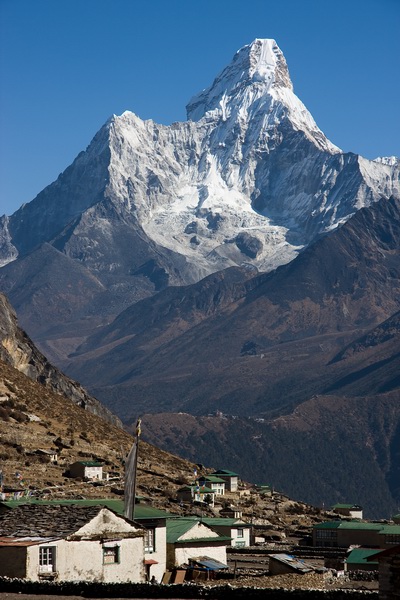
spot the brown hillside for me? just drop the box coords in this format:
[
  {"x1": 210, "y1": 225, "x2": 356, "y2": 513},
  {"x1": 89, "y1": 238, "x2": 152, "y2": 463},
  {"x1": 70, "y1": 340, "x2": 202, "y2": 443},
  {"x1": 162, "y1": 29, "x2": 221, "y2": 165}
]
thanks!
[{"x1": 0, "y1": 358, "x2": 194, "y2": 504}]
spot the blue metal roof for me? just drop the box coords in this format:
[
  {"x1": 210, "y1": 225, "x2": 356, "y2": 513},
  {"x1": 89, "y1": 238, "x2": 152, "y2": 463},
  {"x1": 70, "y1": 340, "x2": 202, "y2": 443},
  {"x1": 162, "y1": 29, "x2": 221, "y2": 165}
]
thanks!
[{"x1": 190, "y1": 556, "x2": 228, "y2": 570}]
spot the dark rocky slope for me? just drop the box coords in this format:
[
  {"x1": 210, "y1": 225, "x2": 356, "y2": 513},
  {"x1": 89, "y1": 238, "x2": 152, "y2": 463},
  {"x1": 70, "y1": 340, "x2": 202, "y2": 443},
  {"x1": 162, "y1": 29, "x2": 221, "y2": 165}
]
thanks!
[
  {"x1": 64, "y1": 197, "x2": 400, "y2": 421},
  {"x1": 0, "y1": 293, "x2": 120, "y2": 425}
]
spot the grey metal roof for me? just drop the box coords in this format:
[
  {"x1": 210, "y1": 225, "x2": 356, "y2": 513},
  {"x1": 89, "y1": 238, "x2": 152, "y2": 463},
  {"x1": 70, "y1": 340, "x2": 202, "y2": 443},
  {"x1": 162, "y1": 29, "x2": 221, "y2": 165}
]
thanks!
[
  {"x1": 0, "y1": 504, "x2": 109, "y2": 538},
  {"x1": 269, "y1": 553, "x2": 314, "y2": 573}
]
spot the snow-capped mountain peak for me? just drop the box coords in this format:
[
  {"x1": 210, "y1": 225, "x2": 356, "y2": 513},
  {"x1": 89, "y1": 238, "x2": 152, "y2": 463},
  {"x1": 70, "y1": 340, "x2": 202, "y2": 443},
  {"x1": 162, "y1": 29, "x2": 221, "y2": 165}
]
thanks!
[
  {"x1": 0, "y1": 38, "x2": 399, "y2": 288},
  {"x1": 187, "y1": 39, "x2": 291, "y2": 122},
  {"x1": 187, "y1": 39, "x2": 339, "y2": 154}
]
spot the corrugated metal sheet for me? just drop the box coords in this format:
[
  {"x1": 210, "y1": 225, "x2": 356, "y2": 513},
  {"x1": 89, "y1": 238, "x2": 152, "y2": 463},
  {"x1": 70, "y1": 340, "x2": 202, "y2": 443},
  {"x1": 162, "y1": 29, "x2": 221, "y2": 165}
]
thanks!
[{"x1": 190, "y1": 556, "x2": 228, "y2": 570}]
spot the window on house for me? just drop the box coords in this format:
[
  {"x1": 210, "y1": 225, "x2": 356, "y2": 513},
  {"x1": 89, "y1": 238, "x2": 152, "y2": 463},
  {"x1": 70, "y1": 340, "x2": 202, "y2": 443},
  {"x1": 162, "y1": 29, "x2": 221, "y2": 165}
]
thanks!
[
  {"x1": 39, "y1": 546, "x2": 55, "y2": 572},
  {"x1": 237, "y1": 528, "x2": 244, "y2": 538},
  {"x1": 386, "y1": 535, "x2": 400, "y2": 545},
  {"x1": 145, "y1": 528, "x2": 155, "y2": 553},
  {"x1": 103, "y1": 545, "x2": 120, "y2": 564},
  {"x1": 316, "y1": 530, "x2": 337, "y2": 539}
]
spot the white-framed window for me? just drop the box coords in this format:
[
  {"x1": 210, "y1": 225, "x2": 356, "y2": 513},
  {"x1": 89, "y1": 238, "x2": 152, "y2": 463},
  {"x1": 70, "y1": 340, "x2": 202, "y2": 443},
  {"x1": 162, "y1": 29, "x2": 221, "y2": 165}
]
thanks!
[
  {"x1": 39, "y1": 546, "x2": 56, "y2": 572},
  {"x1": 103, "y1": 545, "x2": 120, "y2": 564},
  {"x1": 237, "y1": 528, "x2": 244, "y2": 538},
  {"x1": 235, "y1": 541, "x2": 246, "y2": 548},
  {"x1": 145, "y1": 528, "x2": 155, "y2": 553}
]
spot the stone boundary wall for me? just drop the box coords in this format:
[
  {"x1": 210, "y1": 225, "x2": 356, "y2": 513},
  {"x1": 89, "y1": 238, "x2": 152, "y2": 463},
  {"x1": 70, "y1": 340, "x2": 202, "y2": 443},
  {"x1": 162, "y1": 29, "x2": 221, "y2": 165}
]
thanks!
[{"x1": 0, "y1": 577, "x2": 377, "y2": 598}]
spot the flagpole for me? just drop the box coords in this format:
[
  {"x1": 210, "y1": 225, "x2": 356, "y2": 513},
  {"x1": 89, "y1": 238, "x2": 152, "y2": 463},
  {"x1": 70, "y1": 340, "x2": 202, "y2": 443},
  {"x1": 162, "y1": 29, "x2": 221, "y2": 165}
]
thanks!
[
  {"x1": 124, "y1": 418, "x2": 141, "y2": 521},
  {"x1": 131, "y1": 418, "x2": 141, "y2": 520}
]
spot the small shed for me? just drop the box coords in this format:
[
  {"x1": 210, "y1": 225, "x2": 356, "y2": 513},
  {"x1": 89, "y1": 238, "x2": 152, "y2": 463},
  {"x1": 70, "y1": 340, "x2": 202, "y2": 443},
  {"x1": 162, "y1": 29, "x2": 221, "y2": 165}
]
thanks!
[
  {"x1": 187, "y1": 556, "x2": 228, "y2": 580},
  {"x1": 269, "y1": 553, "x2": 314, "y2": 576},
  {"x1": 69, "y1": 461, "x2": 103, "y2": 480}
]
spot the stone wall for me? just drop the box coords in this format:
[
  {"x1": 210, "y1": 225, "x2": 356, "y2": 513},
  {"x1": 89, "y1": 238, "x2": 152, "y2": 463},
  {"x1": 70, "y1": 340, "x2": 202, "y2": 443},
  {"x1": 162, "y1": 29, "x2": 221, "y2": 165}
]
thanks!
[{"x1": 0, "y1": 576, "x2": 377, "y2": 598}]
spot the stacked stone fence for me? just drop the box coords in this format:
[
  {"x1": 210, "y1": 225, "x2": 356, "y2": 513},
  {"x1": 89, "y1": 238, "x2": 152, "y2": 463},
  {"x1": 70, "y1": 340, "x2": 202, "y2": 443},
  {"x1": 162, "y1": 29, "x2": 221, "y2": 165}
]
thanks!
[{"x1": 0, "y1": 576, "x2": 377, "y2": 598}]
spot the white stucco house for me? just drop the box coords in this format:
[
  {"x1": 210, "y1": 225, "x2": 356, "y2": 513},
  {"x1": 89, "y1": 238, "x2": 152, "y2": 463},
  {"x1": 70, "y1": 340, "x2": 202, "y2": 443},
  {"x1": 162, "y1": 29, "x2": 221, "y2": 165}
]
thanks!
[
  {"x1": 332, "y1": 504, "x2": 363, "y2": 519},
  {"x1": 132, "y1": 504, "x2": 168, "y2": 583},
  {"x1": 69, "y1": 460, "x2": 104, "y2": 480},
  {"x1": 0, "y1": 504, "x2": 145, "y2": 582},
  {"x1": 198, "y1": 476, "x2": 226, "y2": 496},
  {"x1": 177, "y1": 485, "x2": 216, "y2": 507},
  {"x1": 166, "y1": 517, "x2": 229, "y2": 570},
  {"x1": 201, "y1": 517, "x2": 251, "y2": 548},
  {"x1": 212, "y1": 470, "x2": 239, "y2": 492}
]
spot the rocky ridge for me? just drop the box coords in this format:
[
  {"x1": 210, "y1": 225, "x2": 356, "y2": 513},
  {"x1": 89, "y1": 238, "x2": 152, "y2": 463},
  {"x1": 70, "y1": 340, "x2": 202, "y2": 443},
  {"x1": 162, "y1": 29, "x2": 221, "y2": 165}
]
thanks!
[{"x1": 0, "y1": 293, "x2": 119, "y2": 425}]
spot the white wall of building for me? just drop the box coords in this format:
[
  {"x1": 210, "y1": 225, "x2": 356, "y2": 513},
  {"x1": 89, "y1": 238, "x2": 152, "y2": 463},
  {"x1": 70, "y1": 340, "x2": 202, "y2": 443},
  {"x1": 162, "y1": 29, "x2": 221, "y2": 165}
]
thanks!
[
  {"x1": 144, "y1": 524, "x2": 166, "y2": 582},
  {"x1": 174, "y1": 543, "x2": 227, "y2": 568},
  {"x1": 26, "y1": 537, "x2": 145, "y2": 582}
]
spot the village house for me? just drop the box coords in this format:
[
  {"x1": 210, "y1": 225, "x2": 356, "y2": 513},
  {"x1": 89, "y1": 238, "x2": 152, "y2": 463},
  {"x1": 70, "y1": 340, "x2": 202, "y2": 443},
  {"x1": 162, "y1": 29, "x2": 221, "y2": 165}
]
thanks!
[
  {"x1": 219, "y1": 505, "x2": 243, "y2": 519},
  {"x1": 69, "y1": 460, "x2": 104, "y2": 480},
  {"x1": 200, "y1": 517, "x2": 251, "y2": 548},
  {"x1": 255, "y1": 484, "x2": 272, "y2": 496},
  {"x1": 332, "y1": 503, "x2": 363, "y2": 519},
  {"x1": 313, "y1": 520, "x2": 400, "y2": 549},
  {"x1": 197, "y1": 475, "x2": 225, "y2": 496},
  {"x1": 35, "y1": 449, "x2": 58, "y2": 463},
  {"x1": 177, "y1": 485, "x2": 216, "y2": 507},
  {"x1": 130, "y1": 503, "x2": 168, "y2": 583},
  {"x1": 0, "y1": 504, "x2": 146, "y2": 582},
  {"x1": 345, "y1": 548, "x2": 380, "y2": 572},
  {"x1": 0, "y1": 498, "x2": 168, "y2": 583},
  {"x1": 392, "y1": 513, "x2": 400, "y2": 524},
  {"x1": 366, "y1": 545, "x2": 400, "y2": 599},
  {"x1": 212, "y1": 470, "x2": 239, "y2": 492},
  {"x1": 166, "y1": 517, "x2": 229, "y2": 571}
]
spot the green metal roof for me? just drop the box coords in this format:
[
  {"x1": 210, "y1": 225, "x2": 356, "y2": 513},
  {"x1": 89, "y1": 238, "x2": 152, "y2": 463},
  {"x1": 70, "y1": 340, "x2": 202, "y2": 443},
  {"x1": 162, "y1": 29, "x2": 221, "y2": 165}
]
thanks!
[
  {"x1": 346, "y1": 548, "x2": 380, "y2": 565},
  {"x1": 212, "y1": 470, "x2": 238, "y2": 477},
  {"x1": 379, "y1": 525, "x2": 400, "y2": 535},
  {"x1": 199, "y1": 476, "x2": 225, "y2": 483},
  {"x1": 338, "y1": 521, "x2": 383, "y2": 531},
  {"x1": 75, "y1": 461, "x2": 103, "y2": 467},
  {"x1": 332, "y1": 504, "x2": 361, "y2": 509},
  {"x1": 314, "y1": 521, "x2": 342, "y2": 530},
  {"x1": 201, "y1": 518, "x2": 250, "y2": 528},
  {"x1": 166, "y1": 518, "x2": 200, "y2": 543},
  {"x1": 166, "y1": 517, "x2": 230, "y2": 544},
  {"x1": 314, "y1": 520, "x2": 387, "y2": 531}
]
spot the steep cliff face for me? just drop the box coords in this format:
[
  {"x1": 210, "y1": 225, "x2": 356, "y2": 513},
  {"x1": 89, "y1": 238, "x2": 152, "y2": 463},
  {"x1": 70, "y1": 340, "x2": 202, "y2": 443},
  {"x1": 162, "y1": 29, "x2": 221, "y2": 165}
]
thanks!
[{"x1": 0, "y1": 293, "x2": 121, "y2": 426}]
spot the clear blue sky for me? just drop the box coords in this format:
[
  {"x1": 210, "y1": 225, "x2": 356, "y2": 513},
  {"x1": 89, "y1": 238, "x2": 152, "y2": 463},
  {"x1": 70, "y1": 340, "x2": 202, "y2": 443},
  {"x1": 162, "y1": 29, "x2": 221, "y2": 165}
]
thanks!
[{"x1": 1, "y1": 0, "x2": 399, "y2": 217}]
